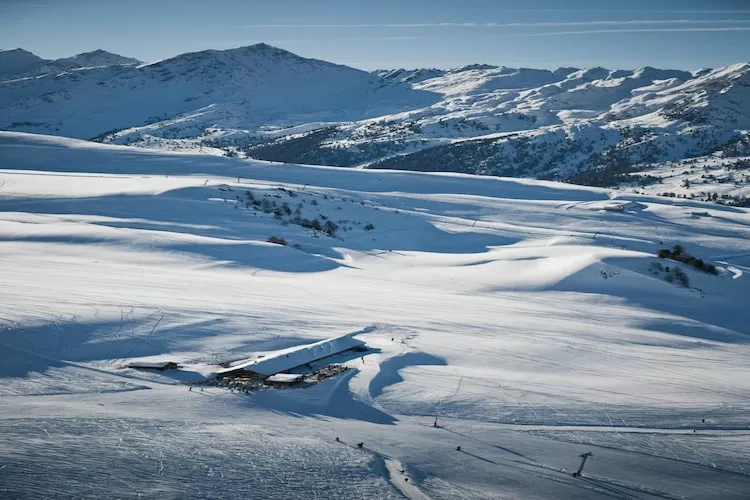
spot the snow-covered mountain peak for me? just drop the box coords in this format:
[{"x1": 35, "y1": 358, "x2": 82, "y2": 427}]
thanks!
[
  {"x1": 453, "y1": 63, "x2": 498, "y2": 72},
  {"x1": 59, "y1": 49, "x2": 141, "y2": 67},
  {"x1": 0, "y1": 43, "x2": 439, "y2": 138},
  {"x1": 670, "y1": 62, "x2": 750, "y2": 95},
  {"x1": 415, "y1": 65, "x2": 558, "y2": 95},
  {"x1": 145, "y1": 43, "x2": 357, "y2": 78},
  {"x1": 0, "y1": 48, "x2": 47, "y2": 79},
  {"x1": 552, "y1": 66, "x2": 580, "y2": 79},
  {"x1": 717, "y1": 62, "x2": 750, "y2": 81},
  {"x1": 630, "y1": 66, "x2": 692, "y2": 82},
  {"x1": 0, "y1": 47, "x2": 38, "y2": 57},
  {"x1": 565, "y1": 67, "x2": 611, "y2": 80},
  {"x1": 0, "y1": 48, "x2": 142, "y2": 81},
  {"x1": 237, "y1": 42, "x2": 300, "y2": 57}
]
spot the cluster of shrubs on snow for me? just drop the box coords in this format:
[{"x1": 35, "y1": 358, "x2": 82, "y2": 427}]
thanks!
[
  {"x1": 217, "y1": 185, "x2": 378, "y2": 245},
  {"x1": 657, "y1": 245, "x2": 718, "y2": 275},
  {"x1": 718, "y1": 135, "x2": 750, "y2": 157},
  {"x1": 650, "y1": 261, "x2": 691, "y2": 287},
  {"x1": 648, "y1": 245, "x2": 720, "y2": 288},
  {"x1": 567, "y1": 162, "x2": 661, "y2": 188},
  {"x1": 266, "y1": 235, "x2": 288, "y2": 246},
  {"x1": 654, "y1": 188, "x2": 750, "y2": 206},
  {"x1": 650, "y1": 159, "x2": 750, "y2": 205},
  {"x1": 240, "y1": 189, "x2": 340, "y2": 236}
]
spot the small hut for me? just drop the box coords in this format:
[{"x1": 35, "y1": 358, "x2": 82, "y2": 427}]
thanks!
[{"x1": 127, "y1": 361, "x2": 179, "y2": 371}]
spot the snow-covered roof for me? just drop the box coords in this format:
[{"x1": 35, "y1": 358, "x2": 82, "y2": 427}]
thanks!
[
  {"x1": 218, "y1": 332, "x2": 365, "y2": 376},
  {"x1": 266, "y1": 373, "x2": 304, "y2": 383}
]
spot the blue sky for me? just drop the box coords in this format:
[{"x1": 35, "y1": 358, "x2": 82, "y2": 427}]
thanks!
[{"x1": 2, "y1": 0, "x2": 749, "y2": 70}]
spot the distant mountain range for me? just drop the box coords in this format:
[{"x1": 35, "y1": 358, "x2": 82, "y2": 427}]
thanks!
[
  {"x1": 0, "y1": 44, "x2": 434, "y2": 141},
  {"x1": 0, "y1": 48, "x2": 141, "y2": 80},
  {"x1": 1, "y1": 44, "x2": 748, "y2": 190}
]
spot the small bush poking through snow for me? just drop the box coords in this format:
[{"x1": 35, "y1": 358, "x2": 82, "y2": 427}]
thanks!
[
  {"x1": 299, "y1": 217, "x2": 322, "y2": 231},
  {"x1": 664, "y1": 266, "x2": 690, "y2": 287},
  {"x1": 650, "y1": 261, "x2": 664, "y2": 273},
  {"x1": 651, "y1": 260, "x2": 690, "y2": 287},
  {"x1": 266, "y1": 236, "x2": 287, "y2": 246},
  {"x1": 322, "y1": 220, "x2": 339, "y2": 237},
  {"x1": 658, "y1": 245, "x2": 718, "y2": 274},
  {"x1": 364, "y1": 223, "x2": 375, "y2": 231}
]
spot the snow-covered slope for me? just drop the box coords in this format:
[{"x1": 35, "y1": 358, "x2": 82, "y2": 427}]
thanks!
[
  {"x1": 609, "y1": 154, "x2": 750, "y2": 207},
  {"x1": 1, "y1": 131, "x2": 749, "y2": 498}
]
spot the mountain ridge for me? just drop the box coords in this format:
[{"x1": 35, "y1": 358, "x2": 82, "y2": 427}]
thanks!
[
  {"x1": 0, "y1": 48, "x2": 142, "y2": 81},
  {"x1": 0, "y1": 44, "x2": 437, "y2": 140},
  {"x1": 1, "y1": 44, "x2": 748, "y2": 192}
]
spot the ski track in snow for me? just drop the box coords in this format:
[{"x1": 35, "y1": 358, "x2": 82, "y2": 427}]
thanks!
[{"x1": 384, "y1": 458, "x2": 431, "y2": 500}]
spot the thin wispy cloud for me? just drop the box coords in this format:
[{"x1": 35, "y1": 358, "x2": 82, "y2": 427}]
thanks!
[
  {"x1": 244, "y1": 19, "x2": 750, "y2": 29},
  {"x1": 256, "y1": 36, "x2": 440, "y2": 44},
  {"x1": 634, "y1": 10, "x2": 750, "y2": 14},
  {"x1": 481, "y1": 9, "x2": 750, "y2": 14},
  {"x1": 523, "y1": 27, "x2": 750, "y2": 36}
]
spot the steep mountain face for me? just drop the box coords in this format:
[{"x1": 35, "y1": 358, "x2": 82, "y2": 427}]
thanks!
[
  {"x1": 0, "y1": 44, "x2": 748, "y2": 188},
  {"x1": 0, "y1": 44, "x2": 438, "y2": 139},
  {"x1": 0, "y1": 48, "x2": 47, "y2": 79}
]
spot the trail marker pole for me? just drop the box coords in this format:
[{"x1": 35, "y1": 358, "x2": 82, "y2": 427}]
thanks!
[{"x1": 572, "y1": 452, "x2": 593, "y2": 477}]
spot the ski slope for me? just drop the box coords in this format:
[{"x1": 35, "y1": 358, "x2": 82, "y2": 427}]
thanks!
[{"x1": 1, "y1": 131, "x2": 749, "y2": 499}]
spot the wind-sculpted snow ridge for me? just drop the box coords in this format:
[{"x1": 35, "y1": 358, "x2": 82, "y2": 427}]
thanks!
[{"x1": 1, "y1": 132, "x2": 749, "y2": 498}]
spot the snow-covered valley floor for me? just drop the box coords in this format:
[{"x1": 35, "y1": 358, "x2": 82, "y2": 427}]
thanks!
[{"x1": 1, "y1": 132, "x2": 749, "y2": 499}]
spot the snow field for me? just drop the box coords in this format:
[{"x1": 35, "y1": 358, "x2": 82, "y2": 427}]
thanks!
[{"x1": 1, "y1": 132, "x2": 749, "y2": 498}]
